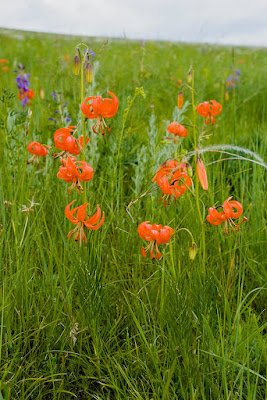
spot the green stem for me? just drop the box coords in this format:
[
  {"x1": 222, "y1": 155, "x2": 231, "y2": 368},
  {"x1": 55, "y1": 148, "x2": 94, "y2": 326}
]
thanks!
[
  {"x1": 191, "y1": 69, "x2": 206, "y2": 270},
  {"x1": 175, "y1": 227, "x2": 195, "y2": 243},
  {"x1": 80, "y1": 60, "x2": 87, "y2": 204}
]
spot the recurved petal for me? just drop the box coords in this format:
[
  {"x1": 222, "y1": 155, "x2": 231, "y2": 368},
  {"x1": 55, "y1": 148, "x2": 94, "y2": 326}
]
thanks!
[
  {"x1": 228, "y1": 200, "x2": 243, "y2": 219},
  {"x1": 222, "y1": 197, "x2": 234, "y2": 218},
  {"x1": 76, "y1": 203, "x2": 90, "y2": 222},
  {"x1": 206, "y1": 211, "x2": 223, "y2": 225},
  {"x1": 208, "y1": 207, "x2": 224, "y2": 221},
  {"x1": 81, "y1": 97, "x2": 100, "y2": 119},
  {"x1": 85, "y1": 211, "x2": 105, "y2": 230},
  {"x1": 158, "y1": 176, "x2": 172, "y2": 195},
  {"x1": 210, "y1": 100, "x2": 222, "y2": 116},
  {"x1": 101, "y1": 91, "x2": 119, "y2": 118},
  {"x1": 65, "y1": 200, "x2": 79, "y2": 224},
  {"x1": 138, "y1": 221, "x2": 153, "y2": 241},
  {"x1": 66, "y1": 156, "x2": 78, "y2": 175},
  {"x1": 196, "y1": 101, "x2": 210, "y2": 117},
  {"x1": 85, "y1": 204, "x2": 101, "y2": 226},
  {"x1": 65, "y1": 136, "x2": 80, "y2": 155},
  {"x1": 157, "y1": 227, "x2": 173, "y2": 244},
  {"x1": 78, "y1": 162, "x2": 94, "y2": 181}
]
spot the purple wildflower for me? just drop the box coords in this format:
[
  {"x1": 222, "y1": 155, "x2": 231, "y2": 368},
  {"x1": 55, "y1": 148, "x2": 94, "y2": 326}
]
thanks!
[
  {"x1": 15, "y1": 63, "x2": 33, "y2": 106},
  {"x1": 21, "y1": 96, "x2": 29, "y2": 107},
  {"x1": 52, "y1": 92, "x2": 57, "y2": 101}
]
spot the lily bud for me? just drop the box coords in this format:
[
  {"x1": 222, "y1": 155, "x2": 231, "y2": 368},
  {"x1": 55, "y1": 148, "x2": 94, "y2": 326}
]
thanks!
[
  {"x1": 196, "y1": 157, "x2": 208, "y2": 191},
  {"x1": 225, "y1": 91, "x2": 229, "y2": 101},
  {"x1": 72, "y1": 47, "x2": 81, "y2": 76},
  {"x1": 85, "y1": 62, "x2": 93, "y2": 84},
  {"x1": 177, "y1": 91, "x2": 183, "y2": 109},
  {"x1": 189, "y1": 243, "x2": 197, "y2": 260},
  {"x1": 187, "y1": 70, "x2": 192, "y2": 83},
  {"x1": 186, "y1": 162, "x2": 193, "y2": 177},
  {"x1": 40, "y1": 88, "x2": 45, "y2": 99}
]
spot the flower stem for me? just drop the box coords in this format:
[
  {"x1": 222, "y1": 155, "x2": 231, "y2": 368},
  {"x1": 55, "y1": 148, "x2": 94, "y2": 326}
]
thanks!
[
  {"x1": 191, "y1": 69, "x2": 206, "y2": 270},
  {"x1": 80, "y1": 58, "x2": 87, "y2": 204}
]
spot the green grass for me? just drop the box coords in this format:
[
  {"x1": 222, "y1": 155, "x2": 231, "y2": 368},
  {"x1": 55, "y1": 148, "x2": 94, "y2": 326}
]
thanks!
[{"x1": 0, "y1": 27, "x2": 266, "y2": 399}]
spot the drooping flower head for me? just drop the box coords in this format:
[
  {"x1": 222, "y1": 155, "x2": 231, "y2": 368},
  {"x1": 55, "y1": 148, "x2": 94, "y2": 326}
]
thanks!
[
  {"x1": 57, "y1": 156, "x2": 93, "y2": 193},
  {"x1": 153, "y1": 160, "x2": 192, "y2": 207},
  {"x1": 138, "y1": 221, "x2": 174, "y2": 259},
  {"x1": 167, "y1": 122, "x2": 188, "y2": 143},
  {"x1": 81, "y1": 91, "x2": 119, "y2": 135},
  {"x1": 206, "y1": 196, "x2": 247, "y2": 234},
  {"x1": 65, "y1": 200, "x2": 105, "y2": 245},
  {"x1": 27, "y1": 141, "x2": 50, "y2": 166},
  {"x1": 54, "y1": 126, "x2": 89, "y2": 156},
  {"x1": 196, "y1": 100, "x2": 222, "y2": 125}
]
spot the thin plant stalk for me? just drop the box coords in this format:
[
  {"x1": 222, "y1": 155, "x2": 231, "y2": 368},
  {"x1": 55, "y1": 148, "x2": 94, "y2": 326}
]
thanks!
[
  {"x1": 191, "y1": 69, "x2": 206, "y2": 269},
  {"x1": 80, "y1": 58, "x2": 87, "y2": 204}
]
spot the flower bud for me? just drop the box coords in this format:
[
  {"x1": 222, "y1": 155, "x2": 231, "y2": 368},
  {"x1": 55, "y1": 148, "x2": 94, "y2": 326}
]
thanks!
[
  {"x1": 72, "y1": 47, "x2": 81, "y2": 76},
  {"x1": 187, "y1": 70, "x2": 192, "y2": 83},
  {"x1": 85, "y1": 62, "x2": 93, "y2": 84},
  {"x1": 177, "y1": 91, "x2": 183, "y2": 109},
  {"x1": 186, "y1": 162, "x2": 193, "y2": 177},
  {"x1": 189, "y1": 243, "x2": 197, "y2": 260},
  {"x1": 40, "y1": 88, "x2": 45, "y2": 99},
  {"x1": 196, "y1": 157, "x2": 208, "y2": 191},
  {"x1": 225, "y1": 91, "x2": 229, "y2": 101}
]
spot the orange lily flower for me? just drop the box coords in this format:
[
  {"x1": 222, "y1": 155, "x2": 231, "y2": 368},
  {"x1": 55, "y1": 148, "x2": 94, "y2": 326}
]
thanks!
[
  {"x1": 196, "y1": 157, "x2": 208, "y2": 191},
  {"x1": 54, "y1": 126, "x2": 89, "y2": 156},
  {"x1": 1, "y1": 66, "x2": 9, "y2": 72},
  {"x1": 81, "y1": 91, "x2": 119, "y2": 135},
  {"x1": 196, "y1": 100, "x2": 222, "y2": 125},
  {"x1": 65, "y1": 200, "x2": 105, "y2": 245},
  {"x1": 27, "y1": 141, "x2": 50, "y2": 166},
  {"x1": 167, "y1": 122, "x2": 188, "y2": 143},
  {"x1": 0, "y1": 59, "x2": 8, "y2": 64},
  {"x1": 153, "y1": 160, "x2": 192, "y2": 207},
  {"x1": 206, "y1": 196, "x2": 247, "y2": 234},
  {"x1": 57, "y1": 156, "x2": 93, "y2": 193},
  {"x1": 138, "y1": 221, "x2": 174, "y2": 259}
]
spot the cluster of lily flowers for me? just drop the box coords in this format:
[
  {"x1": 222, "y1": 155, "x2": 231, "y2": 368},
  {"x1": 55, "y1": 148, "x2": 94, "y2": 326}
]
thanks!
[
  {"x1": 27, "y1": 87, "x2": 118, "y2": 244},
  {"x1": 26, "y1": 51, "x2": 247, "y2": 256},
  {"x1": 15, "y1": 63, "x2": 35, "y2": 106},
  {"x1": 137, "y1": 96, "x2": 247, "y2": 259}
]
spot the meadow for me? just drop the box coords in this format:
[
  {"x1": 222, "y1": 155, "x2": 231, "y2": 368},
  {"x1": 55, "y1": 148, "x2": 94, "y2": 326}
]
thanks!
[{"x1": 0, "y1": 27, "x2": 266, "y2": 399}]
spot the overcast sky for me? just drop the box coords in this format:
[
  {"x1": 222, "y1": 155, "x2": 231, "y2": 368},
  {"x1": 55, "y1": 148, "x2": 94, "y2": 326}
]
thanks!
[{"x1": 0, "y1": 0, "x2": 267, "y2": 46}]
